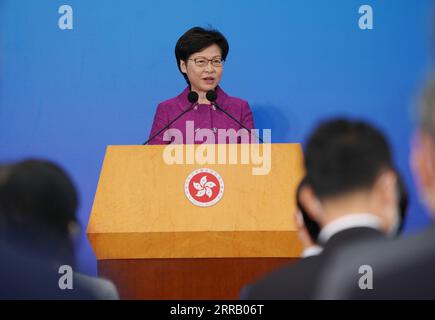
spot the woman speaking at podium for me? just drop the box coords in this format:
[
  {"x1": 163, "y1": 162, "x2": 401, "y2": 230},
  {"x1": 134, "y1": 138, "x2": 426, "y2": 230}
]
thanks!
[{"x1": 147, "y1": 27, "x2": 255, "y2": 145}]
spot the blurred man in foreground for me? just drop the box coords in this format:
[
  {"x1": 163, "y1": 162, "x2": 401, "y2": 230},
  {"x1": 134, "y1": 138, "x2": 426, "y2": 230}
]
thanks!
[
  {"x1": 242, "y1": 119, "x2": 403, "y2": 299},
  {"x1": 0, "y1": 160, "x2": 119, "y2": 299},
  {"x1": 317, "y1": 75, "x2": 435, "y2": 299}
]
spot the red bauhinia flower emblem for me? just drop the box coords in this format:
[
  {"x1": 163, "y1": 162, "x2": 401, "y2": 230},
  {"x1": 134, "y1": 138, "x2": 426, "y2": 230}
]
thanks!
[
  {"x1": 185, "y1": 169, "x2": 224, "y2": 207},
  {"x1": 193, "y1": 175, "x2": 216, "y2": 198}
]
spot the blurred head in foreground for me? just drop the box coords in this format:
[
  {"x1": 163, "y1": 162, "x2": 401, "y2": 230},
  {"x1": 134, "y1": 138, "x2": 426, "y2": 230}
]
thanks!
[
  {"x1": 412, "y1": 74, "x2": 435, "y2": 218},
  {"x1": 301, "y1": 119, "x2": 400, "y2": 235},
  {"x1": 0, "y1": 159, "x2": 80, "y2": 268}
]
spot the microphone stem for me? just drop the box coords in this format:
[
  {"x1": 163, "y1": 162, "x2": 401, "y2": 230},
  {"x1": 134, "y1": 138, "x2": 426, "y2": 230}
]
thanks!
[
  {"x1": 213, "y1": 103, "x2": 264, "y2": 143},
  {"x1": 143, "y1": 104, "x2": 196, "y2": 145}
]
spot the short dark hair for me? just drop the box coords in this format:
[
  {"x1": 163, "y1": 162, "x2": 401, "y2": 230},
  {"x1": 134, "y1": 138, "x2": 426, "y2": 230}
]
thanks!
[
  {"x1": 0, "y1": 159, "x2": 78, "y2": 266},
  {"x1": 305, "y1": 119, "x2": 394, "y2": 199},
  {"x1": 396, "y1": 172, "x2": 409, "y2": 235},
  {"x1": 175, "y1": 26, "x2": 229, "y2": 84}
]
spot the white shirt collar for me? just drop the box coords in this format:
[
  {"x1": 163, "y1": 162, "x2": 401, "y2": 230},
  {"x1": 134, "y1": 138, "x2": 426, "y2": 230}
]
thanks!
[
  {"x1": 318, "y1": 213, "x2": 382, "y2": 244},
  {"x1": 301, "y1": 245, "x2": 323, "y2": 258}
]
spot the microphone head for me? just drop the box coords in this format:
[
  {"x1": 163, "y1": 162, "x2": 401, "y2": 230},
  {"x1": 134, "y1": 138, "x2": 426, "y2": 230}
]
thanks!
[
  {"x1": 206, "y1": 90, "x2": 217, "y2": 102},
  {"x1": 187, "y1": 91, "x2": 199, "y2": 104}
]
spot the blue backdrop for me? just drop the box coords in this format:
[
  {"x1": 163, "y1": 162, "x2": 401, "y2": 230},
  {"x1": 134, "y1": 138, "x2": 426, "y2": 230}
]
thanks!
[{"x1": 0, "y1": 0, "x2": 433, "y2": 275}]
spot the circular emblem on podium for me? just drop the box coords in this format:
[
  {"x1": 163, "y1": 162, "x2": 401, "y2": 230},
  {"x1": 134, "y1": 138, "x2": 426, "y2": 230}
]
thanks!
[{"x1": 184, "y1": 168, "x2": 224, "y2": 207}]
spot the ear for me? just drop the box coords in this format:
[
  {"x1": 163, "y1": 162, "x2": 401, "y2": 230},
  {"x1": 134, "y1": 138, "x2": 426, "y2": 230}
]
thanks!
[
  {"x1": 411, "y1": 132, "x2": 435, "y2": 191},
  {"x1": 299, "y1": 185, "x2": 323, "y2": 224},
  {"x1": 180, "y1": 60, "x2": 187, "y2": 74},
  {"x1": 373, "y1": 170, "x2": 397, "y2": 205},
  {"x1": 68, "y1": 221, "x2": 81, "y2": 237},
  {"x1": 294, "y1": 210, "x2": 304, "y2": 230}
]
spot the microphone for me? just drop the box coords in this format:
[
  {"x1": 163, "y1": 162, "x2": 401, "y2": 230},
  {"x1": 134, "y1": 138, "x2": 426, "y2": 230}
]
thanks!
[
  {"x1": 206, "y1": 90, "x2": 263, "y2": 143},
  {"x1": 143, "y1": 91, "x2": 199, "y2": 145}
]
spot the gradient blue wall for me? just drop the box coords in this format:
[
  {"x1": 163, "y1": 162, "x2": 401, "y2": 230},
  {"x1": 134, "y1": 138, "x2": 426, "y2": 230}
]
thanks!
[{"x1": 0, "y1": 0, "x2": 433, "y2": 275}]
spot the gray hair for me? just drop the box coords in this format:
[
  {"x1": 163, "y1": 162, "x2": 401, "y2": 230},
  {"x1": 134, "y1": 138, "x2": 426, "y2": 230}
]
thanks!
[{"x1": 419, "y1": 74, "x2": 435, "y2": 137}]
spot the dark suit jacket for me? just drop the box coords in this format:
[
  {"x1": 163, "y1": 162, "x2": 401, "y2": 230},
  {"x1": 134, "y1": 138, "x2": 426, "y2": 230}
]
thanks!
[
  {"x1": 241, "y1": 227, "x2": 385, "y2": 300},
  {"x1": 318, "y1": 223, "x2": 435, "y2": 299},
  {"x1": 0, "y1": 242, "x2": 98, "y2": 300}
]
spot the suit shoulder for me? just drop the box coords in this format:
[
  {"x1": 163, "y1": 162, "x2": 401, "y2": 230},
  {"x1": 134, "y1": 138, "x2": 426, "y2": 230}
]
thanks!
[
  {"x1": 245, "y1": 258, "x2": 320, "y2": 299},
  {"x1": 74, "y1": 273, "x2": 120, "y2": 300},
  {"x1": 157, "y1": 96, "x2": 179, "y2": 108}
]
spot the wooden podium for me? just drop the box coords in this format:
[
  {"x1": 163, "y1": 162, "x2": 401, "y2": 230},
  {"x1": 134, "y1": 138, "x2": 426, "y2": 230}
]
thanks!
[{"x1": 87, "y1": 143, "x2": 304, "y2": 299}]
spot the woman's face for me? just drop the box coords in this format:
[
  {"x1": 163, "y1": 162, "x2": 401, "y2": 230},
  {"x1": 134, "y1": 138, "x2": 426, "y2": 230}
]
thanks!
[{"x1": 180, "y1": 44, "x2": 224, "y2": 94}]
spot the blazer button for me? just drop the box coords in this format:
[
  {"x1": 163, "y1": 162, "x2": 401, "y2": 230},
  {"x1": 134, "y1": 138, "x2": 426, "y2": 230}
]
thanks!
[{"x1": 194, "y1": 106, "x2": 198, "y2": 110}]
